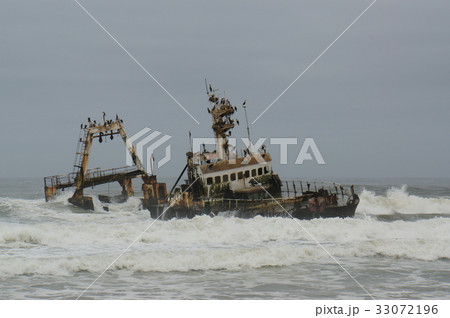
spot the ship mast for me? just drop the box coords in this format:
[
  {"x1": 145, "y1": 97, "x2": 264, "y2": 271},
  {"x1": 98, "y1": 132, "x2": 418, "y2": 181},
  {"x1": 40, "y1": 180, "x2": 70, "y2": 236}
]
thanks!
[{"x1": 206, "y1": 83, "x2": 236, "y2": 161}]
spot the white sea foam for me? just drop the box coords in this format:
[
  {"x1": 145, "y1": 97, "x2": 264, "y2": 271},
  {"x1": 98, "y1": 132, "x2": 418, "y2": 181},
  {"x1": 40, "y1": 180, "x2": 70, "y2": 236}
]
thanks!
[
  {"x1": 357, "y1": 185, "x2": 450, "y2": 215},
  {"x1": 1, "y1": 213, "x2": 449, "y2": 276},
  {"x1": 2, "y1": 187, "x2": 450, "y2": 276}
]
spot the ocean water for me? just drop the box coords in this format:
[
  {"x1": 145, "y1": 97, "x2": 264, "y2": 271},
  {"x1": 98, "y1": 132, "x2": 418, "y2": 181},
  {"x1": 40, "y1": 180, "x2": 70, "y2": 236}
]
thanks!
[{"x1": 0, "y1": 178, "x2": 449, "y2": 299}]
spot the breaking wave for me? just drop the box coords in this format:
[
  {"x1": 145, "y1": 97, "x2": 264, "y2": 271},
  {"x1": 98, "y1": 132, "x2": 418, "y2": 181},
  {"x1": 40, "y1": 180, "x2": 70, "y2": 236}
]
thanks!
[
  {"x1": 1, "y1": 214, "x2": 449, "y2": 276},
  {"x1": 357, "y1": 185, "x2": 450, "y2": 215}
]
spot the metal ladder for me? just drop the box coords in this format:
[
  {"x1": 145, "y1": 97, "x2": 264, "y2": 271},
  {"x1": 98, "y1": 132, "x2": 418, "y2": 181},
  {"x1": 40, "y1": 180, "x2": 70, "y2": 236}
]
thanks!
[{"x1": 73, "y1": 128, "x2": 88, "y2": 173}]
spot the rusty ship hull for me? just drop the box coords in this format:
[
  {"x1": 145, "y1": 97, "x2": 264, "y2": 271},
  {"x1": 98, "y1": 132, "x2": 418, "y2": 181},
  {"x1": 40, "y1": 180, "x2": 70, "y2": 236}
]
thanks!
[
  {"x1": 148, "y1": 201, "x2": 358, "y2": 220},
  {"x1": 145, "y1": 188, "x2": 359, "y2": 221}
]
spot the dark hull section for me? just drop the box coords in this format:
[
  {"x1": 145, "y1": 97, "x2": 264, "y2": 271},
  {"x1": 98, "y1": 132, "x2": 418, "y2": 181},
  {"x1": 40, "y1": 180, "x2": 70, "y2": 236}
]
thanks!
[
  {"x1": 146, "y1": 200, "x2": 358, "y2": 221},
  {"x1": 68, "y1": 196, "x2": 94, "y2": 211},
  {"x1": 291, "y1": 203, "x2": 357, "y2": 220}
]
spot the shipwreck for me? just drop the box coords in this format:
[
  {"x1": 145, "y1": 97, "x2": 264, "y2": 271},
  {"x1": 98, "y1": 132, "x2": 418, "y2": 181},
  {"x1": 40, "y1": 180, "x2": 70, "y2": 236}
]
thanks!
[{"x1": 44, "y1": 86, "x2": 359, "y2": 219}]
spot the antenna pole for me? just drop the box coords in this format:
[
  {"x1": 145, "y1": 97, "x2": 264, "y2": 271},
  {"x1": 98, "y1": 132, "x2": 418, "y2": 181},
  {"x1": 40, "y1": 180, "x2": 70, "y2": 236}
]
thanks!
[
  {"x1": 243, "y1": 104, "x2": 251, "y2": 144},
  {"x1": 205, "y1": 79, "x2": 209, "y2": 95}
]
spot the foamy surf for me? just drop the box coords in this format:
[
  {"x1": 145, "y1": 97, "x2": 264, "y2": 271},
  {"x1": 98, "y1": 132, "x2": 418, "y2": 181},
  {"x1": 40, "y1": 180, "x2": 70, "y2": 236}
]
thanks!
[
  {"x1": 1, "y1": 215, "x2": 449, "y2": 276},
  {"x1": 1, "y1": 184, "x2": 450, "y2": 277},
  {"x1": 357, "y1": 185, "x2": 450, "y2": 215}
]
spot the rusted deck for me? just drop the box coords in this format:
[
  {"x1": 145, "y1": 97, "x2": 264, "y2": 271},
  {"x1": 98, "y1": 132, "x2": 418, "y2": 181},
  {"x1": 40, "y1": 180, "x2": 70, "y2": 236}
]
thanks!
[{"x1": 44, "y1": 166, "x2": 145, "y2": 195}]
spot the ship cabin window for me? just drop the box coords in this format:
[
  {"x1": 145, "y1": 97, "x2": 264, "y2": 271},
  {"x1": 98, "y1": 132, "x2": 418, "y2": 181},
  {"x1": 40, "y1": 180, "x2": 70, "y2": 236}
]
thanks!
[
  {"x1": 215, "y1": 176, "x2": 221, "y2": 184},
  {"x1": 223, "y1": 174, "x2": 229, "y2": 182},
  {"x1": 258, "y1": 168, "x2": 263, "y2": 176},
  {"x1": 264, "y1": 166, "x2": 269, "y2": 174},
  {"x1": 251, "y1": 169, "x2": 256, "y2": 177},
  {"x1": 245, "y1": 170, "x2": 250, "y2": 178},
  {"x1": 230, "y1": 173, "x2": 236, "y2": 181},
  {"x1": 206, "y1": 177, "x2": 213, "y2": 185},
  {"x1": 238, "y1": 172, "x2": 243, "y2": 180}
]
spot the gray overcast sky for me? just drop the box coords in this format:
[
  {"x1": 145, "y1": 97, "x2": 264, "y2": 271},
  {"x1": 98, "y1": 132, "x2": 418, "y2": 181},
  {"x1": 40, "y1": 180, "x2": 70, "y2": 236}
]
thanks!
[{"x1": 0, "y1": 0, "x2": 449, "y2": 179}]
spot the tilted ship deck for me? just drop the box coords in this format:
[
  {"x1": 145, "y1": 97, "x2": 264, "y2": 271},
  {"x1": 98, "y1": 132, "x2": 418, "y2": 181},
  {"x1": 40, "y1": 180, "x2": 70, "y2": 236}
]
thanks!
[{"x1": 44, "y1": 86, "x2": 359, "y2": 219}]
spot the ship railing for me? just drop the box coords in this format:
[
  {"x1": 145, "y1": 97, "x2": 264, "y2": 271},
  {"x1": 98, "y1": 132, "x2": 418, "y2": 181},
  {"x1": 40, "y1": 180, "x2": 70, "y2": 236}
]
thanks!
[
  {"x1": 199, "y1": 197, "x2": 299, "y2": 207},
  {"x1": 44, "y1": 166, "x2": 144, "y2": 189},
  {"x1": 84, "y1": 166, "x2": 143, "y2": 181},
  {"x1": 280, "y1": 180, "x2": 353, "y2": 199},
  {"x1": 44, "y1": 172, "x2": 78, "y2": 189}
]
